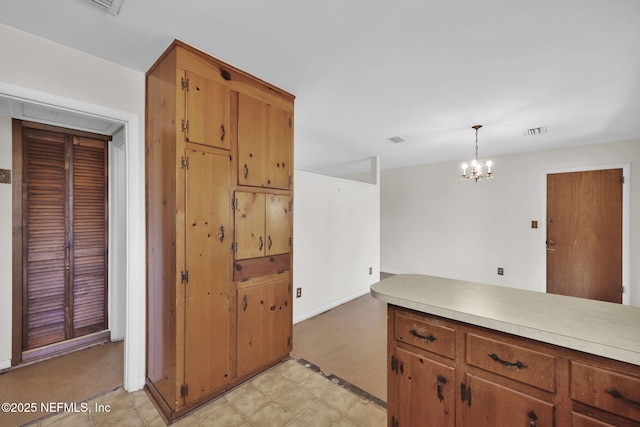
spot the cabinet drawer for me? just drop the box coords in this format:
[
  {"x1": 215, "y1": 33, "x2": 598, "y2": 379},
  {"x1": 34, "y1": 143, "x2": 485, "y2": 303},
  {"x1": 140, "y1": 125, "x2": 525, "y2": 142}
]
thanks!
[
  {"x1": 394, "y1": 313, "x2": 455, "y2": 359},
  {"x1": 571, "y1": 362, "x2": 640, "y2": 423},
  {"x1": 466, "y1": 333, "x2": 556, "y2": 392},
  {"x1": 572, "y1": 412, "x2": 616, "y2": 427}
]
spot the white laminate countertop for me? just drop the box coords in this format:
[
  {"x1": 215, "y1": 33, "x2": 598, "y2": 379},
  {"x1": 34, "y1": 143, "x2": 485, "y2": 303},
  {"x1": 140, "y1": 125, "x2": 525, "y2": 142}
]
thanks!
[{"x1": 370, "y1": 274, "x2": 640, "y2": 366}]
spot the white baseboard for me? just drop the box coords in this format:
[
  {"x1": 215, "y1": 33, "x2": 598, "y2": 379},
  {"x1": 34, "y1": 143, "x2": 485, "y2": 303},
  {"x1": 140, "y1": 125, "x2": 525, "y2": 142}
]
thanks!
[
  {"x1": 293, "y1": 287, "x2": 372, "y2": 324},
  {"x1": 380, "y1": 269, "x2": 406, "y2": 275},
  {"x1": 0, "y1": 359, "x2": 11, "y2": 370}
]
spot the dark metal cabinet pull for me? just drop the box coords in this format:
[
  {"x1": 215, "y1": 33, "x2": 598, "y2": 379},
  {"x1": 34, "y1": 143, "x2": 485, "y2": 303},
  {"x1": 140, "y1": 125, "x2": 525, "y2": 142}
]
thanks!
[
  {"x1": 605, "y1": 388, "x2": 640, "y2": 407},
  {"x1": 244, "y1": 163, "x2": 249, "y2": 179},
  {"x1": 219, "y1": 225, "x2": 225, "y2": 242},
  {"x1": 220, "y1": 124, "x2": 225, "y2": 142},
  {"x1": 242, "y1": 294, "x2": 248, "y2": 311},
  {"x1": 258, "y1": 236, "x2": 264, "y2": 251},
  {"x1": 410, "y1": 329, "x2": 436, "y2": 342},
  {"x1": 268, "y1": 235, "x2": 273, "y2": 250},
  {"x1": 436, "y1": 375, "x2": 447, "y2": 401},
  {"x1": 460, "y1": 383, "x2": 472, "y2": 407},
  {"x1": 488, "y1": 353, "x2": 528, "y2": 369},
  {"x1": 528, "y1": 410, "x2": 537, "y2": 427}
]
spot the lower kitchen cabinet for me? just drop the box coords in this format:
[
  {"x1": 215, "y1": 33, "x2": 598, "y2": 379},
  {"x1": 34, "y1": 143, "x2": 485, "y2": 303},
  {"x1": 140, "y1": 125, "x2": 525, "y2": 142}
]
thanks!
[
  {"x1": 237, "y1": 273, "x2": 292, "y2": 377},
  {"x1": 460, "y1": 374, "x2": 554, "y2": 427},
  {"x1": 387, "y1": 305, "x2": 640, "y2": 427},
  {"x1": 391, "y1": 347, "x2": 455, "y2": 427}
]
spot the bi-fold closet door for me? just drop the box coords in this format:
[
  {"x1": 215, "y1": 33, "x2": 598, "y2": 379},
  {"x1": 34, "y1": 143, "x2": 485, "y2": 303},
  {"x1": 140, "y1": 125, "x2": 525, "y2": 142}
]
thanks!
[{"x1": 23, "y1": 127, "x2": 108, "y2": 352}]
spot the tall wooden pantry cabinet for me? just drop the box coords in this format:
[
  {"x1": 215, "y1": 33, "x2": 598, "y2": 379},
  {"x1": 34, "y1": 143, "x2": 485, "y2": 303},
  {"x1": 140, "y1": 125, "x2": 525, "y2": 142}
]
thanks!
[{"x1": 145, "y1": 40, "x2": 294, "y2": 423}]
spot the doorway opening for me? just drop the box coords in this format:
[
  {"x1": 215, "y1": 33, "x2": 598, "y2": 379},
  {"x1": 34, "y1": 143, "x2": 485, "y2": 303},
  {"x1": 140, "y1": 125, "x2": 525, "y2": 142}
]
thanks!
[
  {"x1": 17, "y1": 121, "x2": 112, "y2": 362},
  {"x1": 542, "y1": 164, "x2": 630, "y2": 305},
  {"x1": 1, "y1": 80, "x2": 145, "y2": 392}
]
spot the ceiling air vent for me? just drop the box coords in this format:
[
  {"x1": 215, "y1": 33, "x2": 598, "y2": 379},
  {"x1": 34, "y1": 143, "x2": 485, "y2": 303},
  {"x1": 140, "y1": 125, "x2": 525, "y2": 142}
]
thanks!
[
  {"x1": 88, "y1": 0, "x2": 124, "y2": 15},
  {"x1": 387, "y1": 136, "x2": 405, "y2": 144},
  {"x1": 525, "y1": 126, "x2": 547, "y2": 136}
]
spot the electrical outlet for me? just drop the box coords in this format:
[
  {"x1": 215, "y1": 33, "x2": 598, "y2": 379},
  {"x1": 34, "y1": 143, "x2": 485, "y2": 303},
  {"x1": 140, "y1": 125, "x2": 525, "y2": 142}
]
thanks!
[
  {"x1": 0, "y1": 169, "x2": 11, "y2": 184},
  {"x1": 497, "y1": 267, "x2": 504, "y2": 276},
  {"x1": 531, "y1": 220, "x2": 538, "y2": 229},
  {"x1": 296, "y1": 288, "x2": 302, "y2": 298}
]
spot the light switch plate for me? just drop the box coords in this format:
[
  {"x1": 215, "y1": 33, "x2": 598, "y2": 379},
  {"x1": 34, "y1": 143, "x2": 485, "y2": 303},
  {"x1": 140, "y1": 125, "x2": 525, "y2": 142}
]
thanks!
[{"x1": 0, "y1": 169, "x2": 11, "y2": 184}]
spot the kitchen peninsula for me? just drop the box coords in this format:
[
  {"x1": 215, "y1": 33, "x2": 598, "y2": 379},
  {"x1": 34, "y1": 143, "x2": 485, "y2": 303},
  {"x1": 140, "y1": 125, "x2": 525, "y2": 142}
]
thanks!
[{"x1": 371, "y1": 274, "x2": 640, "y2": 426}]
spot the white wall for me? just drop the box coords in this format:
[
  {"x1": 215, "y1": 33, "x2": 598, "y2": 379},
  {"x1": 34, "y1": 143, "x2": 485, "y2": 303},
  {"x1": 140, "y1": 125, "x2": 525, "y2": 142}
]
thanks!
[
  {"x1": 381, "y1": 139, "x2": 640, "y2": 306},
  {"x1": 0, "y1": 23, "x2": 146, "y2": 390},
  {"x1": 293, "y1": 171, "x2": 380, "y2": 323}
]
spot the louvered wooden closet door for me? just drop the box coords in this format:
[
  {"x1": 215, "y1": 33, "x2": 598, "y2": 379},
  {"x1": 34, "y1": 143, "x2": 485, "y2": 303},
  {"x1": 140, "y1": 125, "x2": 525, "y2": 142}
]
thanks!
[
  {"x1": 23, "y1": 130, "x2": 107, "y2": 350},
  {"x1": 71, "y1": 137, "x2": 107, "y2": 337},
  {"x1": 24, "y1": 130, "x2": 67, "y2": 349}
]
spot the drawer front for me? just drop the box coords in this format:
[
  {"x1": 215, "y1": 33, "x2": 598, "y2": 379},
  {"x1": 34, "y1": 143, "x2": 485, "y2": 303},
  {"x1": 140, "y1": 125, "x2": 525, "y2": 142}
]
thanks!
[
  {"x1": 571, "y1": 412, "x2": 616, "y2": 427},
  {"x1": 571, "y1": 361, "x2": 640, "y2": 423},
  {"x1": 466, "y1": 333, "x2": 556, "y2": 392},
  {"x1": 394, "y1": 313, "x2": 455, "y2": 359}
]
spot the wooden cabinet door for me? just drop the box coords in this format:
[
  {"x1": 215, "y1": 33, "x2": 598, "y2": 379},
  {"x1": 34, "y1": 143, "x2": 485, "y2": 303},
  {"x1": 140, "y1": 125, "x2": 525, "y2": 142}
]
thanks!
[
  {"x1": 237, "y1": 274, "x2": 291, "y2": 377},
  {"x1": 184, "y1": 148, "x2": 231, "y2": 405},
  {"x1": 266, "y1": 105, "x2": 292, "y2": 190},
  {"x1": 266, "y1": 274, "x2": 292, "y2": 361},
  {"x1": 390, "y1": 347, "x2": 455, "y2": 427},
  {"x1": 236, "y1": 281, "x2": 264, "y2": 377},
  {"x1": 238, "y1": 93, "x2": 268, "y2": 187},
  {"x1": 462, "y1": 374, "x2": 554, "y2": 427},
  {"x1": 184, "y1": 70, "x2": 230, "y2": 150},
  {"x1": 234, "y1": 191, "x2": 265, "y2": 260},
  {"x1": 265, "y1": 194, "x2": 291, "y2": 256},
  {"x1": 238, "y1": 93, "x2": 292, "y2": 189}
]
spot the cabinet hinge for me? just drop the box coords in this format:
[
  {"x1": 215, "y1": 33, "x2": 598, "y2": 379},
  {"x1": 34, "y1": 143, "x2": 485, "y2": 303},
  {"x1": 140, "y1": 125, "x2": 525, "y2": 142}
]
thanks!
[
  {"x1": 181, "y1": 270, "x2": 189, "y2": 284},
  {"x1": 620, "y1": 176, "x2": 625, "y2": 184},
  {"x1": 288, "y1": 237, "x2": 292, "y2": 247},
  {"x1": 180, "y1": 384, "x2": 188, "y2": 398},
  {"x1": 287, "y1": 336, "x2": 292, "y2": 346},
  {"x1": 231, "y1": 242, "x2": 237, "y2": 252},
  {"x1": 288, "y1": 117, "x2": 292, "y2": 128},
  {"x1": 181, "y1": 119, "x2": 189, "y2": 133},
  {"x1": 288, "y1": 175, "x2": 292, "y2": 187},
  {"x1": 181, "y1": 156, "x2": 189, "y2": 169},
  {"x1": 181, "y1": 77, "x2": 189, "y2": 91},
  {"x1": 460, "y1": 383, "x2": 472, "y2": 407},
  {"x1": 231, "y1": 198, "x2": 237, "y2": 211}
]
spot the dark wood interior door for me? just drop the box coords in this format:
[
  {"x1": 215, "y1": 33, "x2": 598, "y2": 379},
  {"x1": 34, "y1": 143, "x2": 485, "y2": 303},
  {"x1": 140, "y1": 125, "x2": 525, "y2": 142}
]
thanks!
[
  {"x1": 546, "y1": 169, "x2": 623, "y2": 303},
  {"x1": 23, "y1": 127, "x2": 108, "y2": 351}
]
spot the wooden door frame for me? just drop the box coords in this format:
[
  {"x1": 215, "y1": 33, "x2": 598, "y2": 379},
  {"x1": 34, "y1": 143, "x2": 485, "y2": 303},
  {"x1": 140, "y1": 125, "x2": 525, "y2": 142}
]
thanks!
[{"x1": 540, "y1": 164, "x2": 630, "y2": 305}]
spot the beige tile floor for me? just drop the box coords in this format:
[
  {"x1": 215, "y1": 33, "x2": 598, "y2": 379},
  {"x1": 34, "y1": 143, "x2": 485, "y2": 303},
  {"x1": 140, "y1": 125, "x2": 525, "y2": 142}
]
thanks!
[{"x1": 25, "y1": 359, "x2": 386, "y2": 427}]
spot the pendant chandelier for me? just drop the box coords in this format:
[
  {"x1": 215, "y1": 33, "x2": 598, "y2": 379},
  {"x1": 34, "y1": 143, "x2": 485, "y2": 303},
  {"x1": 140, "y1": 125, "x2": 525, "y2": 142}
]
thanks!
[{"x1": 461, "y1": 125, "x2": 493, "y2": 182}]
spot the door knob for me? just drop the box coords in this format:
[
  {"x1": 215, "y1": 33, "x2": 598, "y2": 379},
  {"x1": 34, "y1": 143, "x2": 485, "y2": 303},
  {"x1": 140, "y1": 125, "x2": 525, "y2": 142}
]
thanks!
[{"x1": 547, "y1": 240, "x2": 556, "y2": 246}]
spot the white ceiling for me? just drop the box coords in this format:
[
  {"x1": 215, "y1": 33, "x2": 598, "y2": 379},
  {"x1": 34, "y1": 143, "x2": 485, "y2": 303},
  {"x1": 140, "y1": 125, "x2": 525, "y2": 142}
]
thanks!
[{"x1": 1, "y1": 0, "x2": 639, "y2": 175}]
